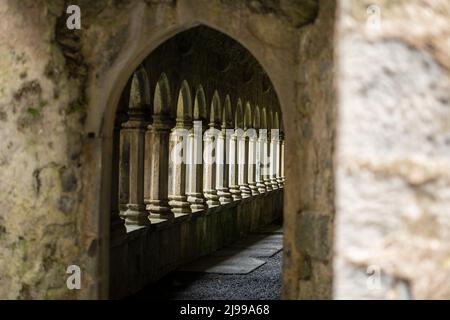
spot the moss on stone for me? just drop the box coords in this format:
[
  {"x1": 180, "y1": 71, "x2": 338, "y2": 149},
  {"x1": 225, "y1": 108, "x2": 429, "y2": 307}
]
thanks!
[{"x1": 26, "y1": 100, "x2": 47, "y2": 119}]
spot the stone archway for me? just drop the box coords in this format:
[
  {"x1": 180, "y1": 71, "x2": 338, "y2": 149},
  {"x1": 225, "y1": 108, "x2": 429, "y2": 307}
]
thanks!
[
  {"x1": 78, "y1": 0, "x2": 336, "y2": 299},
  {"x1": 107, "y1": 25, "x2": 285, "y2": 298},
  {"x1": 2, "y1": 0, "x2": 450, "y2": 301}
]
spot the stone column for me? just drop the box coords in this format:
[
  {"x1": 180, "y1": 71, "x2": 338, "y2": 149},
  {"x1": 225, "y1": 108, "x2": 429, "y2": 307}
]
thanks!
[
  {"x1": 277, "y1": 131, "x2": 285, "y2": 188},
  {"x1": 118, "y1": 124, "x2": 130, "y2": 216},
  {"x1": 238, "y1": 129, "x2": 251, "y2": 198},
  {"x1": 281, "y1": 138, "x2": 285, "y2": 185},
  {"x1": 216, "y1": 124, "x2": 233, "y2": 204},
  {"x1": 256, "y1": 128, "x2": 267, "y2": 193},
  {"x1": 111, "y1": 108, "x2": 127, "y2": 240},
  {"x1": 187, "y1": 120, "x2": 206, "y2": 210},
  {"x1": 248, "y1": 128, "x2": 259, "y2": 196},
  {"x1": 120, "y1": 107, "x2": 151, "y2": 225},
  {"x1": 203, "y1": 123, "x2": 220, "y2": 207},
  {"x1": 168, "y1": 116, "x2": 192, "y2": 214},
  {"x1": 143, "y1": 123, "x2": 153, "y2": 217},
  {"x1": 270, "y1": 129, "x2": 279, "y2": 190},
  {"x1": 146, "y1": 114, "x2": 172, "y2": 219},
  {"x1": 229, "y1": 128, "x2": 242, "y2": 200},
  {"x1": 263, "y1": 130, "x2": 273, "y2": 192}
]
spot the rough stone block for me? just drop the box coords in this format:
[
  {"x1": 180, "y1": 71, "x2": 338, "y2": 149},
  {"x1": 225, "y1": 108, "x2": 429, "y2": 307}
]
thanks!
[{"x1": 295, "y1": 211, "x2": 330, "y2": 261}]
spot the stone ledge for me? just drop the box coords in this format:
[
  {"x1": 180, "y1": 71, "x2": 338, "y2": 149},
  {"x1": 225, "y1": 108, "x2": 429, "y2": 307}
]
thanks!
[{"x1": 122, "y1": 189, "x2": 283, "y2": 237}]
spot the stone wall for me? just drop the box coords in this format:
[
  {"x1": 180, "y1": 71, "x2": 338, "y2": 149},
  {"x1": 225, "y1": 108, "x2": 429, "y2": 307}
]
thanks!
[
  {"x1": 0, "y1": 0, "x2": 321, "y2": 299},
  {"x1": 0, "y1": 1, "x2": 85, "y2": 299},
  {"x1": 334, "y1": 0, "x2": 450, "y2": 299},
  {"x1": 283, "y1": 0, "x2": 337, "y2": 299}
]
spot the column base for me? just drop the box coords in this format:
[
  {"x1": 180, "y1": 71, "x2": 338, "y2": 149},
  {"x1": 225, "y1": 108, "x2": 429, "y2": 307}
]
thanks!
[
  {"x1": 204, "y1": 189, "x2": 220, "y2": 207},
  {"x1": 256, "y1": 182, "x2": 267, "y2": 194},
  {"x1": 271, "y1": 178, "x2": 279, "y2": 190},
  {"x1": 229, "y1": 185, "x2": 242, "y2": 201},
  {"x1": 187, "y1": 192, "x2": 207, "y2": 210},
  {"x1": 146, "y1": 200, "x2": 173, "y2": 220},
  {"x1": 239, "y1": 184, "x2": 252, "y2": 198},
  {"x1": 249, "y1": 182, "x2": 260, "y2": 196},
  {"x1": 264, "y1": 179, "x2": 273, "y2": 191},
  {"x1": 169, "y1": 196, "x2": 192, "y2": 214},
  {"x1": 277, "y1": 178, "x2": 284, "y2": 188},
  {"x1": 121, "y1": 204, "x2": 151, "y2": 226},
  {"x1": 217, "y1": 187, "x2": 233, "y2": 204}
]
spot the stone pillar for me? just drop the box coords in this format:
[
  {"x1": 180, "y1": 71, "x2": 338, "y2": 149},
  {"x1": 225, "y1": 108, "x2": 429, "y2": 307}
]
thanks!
[
  {"x1": 118, "y1": 124, "x2": 130, "y2": 216},
  {"x1": 256, "y1": 128, "x2": 267, "y2": 194},
  {"x1": 277, "y1": 131, "x2": 285, "y2": 188},
  {"x1": 229, "y1": 128, "x2": 242, "y2": 200},
  {"x1": 146, "y1": 114, "x2": 172, "y2": 219},
  {"x1": 203, "y1": 123, "x2": 220, "y2": 207},
  {"x1": 111, "y1": 108, "x2": 127, "y2": 240},
  {"x1": 238, "y1": 129, "x2": 251, "y2": 198},
  {"x1": 168, "y1": 118, "x2": 191, "y2": 214},
  {"x1": 281, "y1": 139, "x2": 285, "y2": 184},
  {"x1": 187, "y1": 120, "x2": 206, "y2": 210},
  {"x1": 143, "y1": 123, "x2": 153, "y2": 217},
  {"x1": 120, "y1": 107, "x2": 151, "y2": 225},
  {"x1": 248, "y1": 128, "x2": 259, "y2": 196},
  {"x1": 263, "y1": 130, "x2": 273, "y2": 192},
  {"x1": 216, "y1": 124, "x2": 233, "y2": 204},
  {"x1": 270, "y1": 129, "x2": 279, "y2": 190}
]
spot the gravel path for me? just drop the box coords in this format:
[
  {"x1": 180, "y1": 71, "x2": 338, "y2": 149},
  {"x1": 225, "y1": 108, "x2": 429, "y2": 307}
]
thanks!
[{"x1": 131, "y1": 228, "x2": 283, "y2": 300}]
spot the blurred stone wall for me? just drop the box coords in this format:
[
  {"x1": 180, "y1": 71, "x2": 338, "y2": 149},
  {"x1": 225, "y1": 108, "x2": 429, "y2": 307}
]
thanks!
[{"x1": 334, "y1": 0, "x2": 450, "y2": 299}]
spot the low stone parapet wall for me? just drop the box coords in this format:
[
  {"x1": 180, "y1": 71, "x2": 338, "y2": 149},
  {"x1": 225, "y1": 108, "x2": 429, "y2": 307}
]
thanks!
[{"x1": 110, "y1": 189, "x2": 283, "y2": 299}]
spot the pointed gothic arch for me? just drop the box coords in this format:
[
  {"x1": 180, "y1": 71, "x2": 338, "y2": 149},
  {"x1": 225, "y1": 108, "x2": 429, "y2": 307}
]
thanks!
[
  {"x1": 209, "y1": 90, "x2": 221, "y2": 127},
  {"x1": 175, "y1": 80, "x2": 193, "y2": 125},
  {"x1": 153, "y1": 73, "x2": 171, "y2": 116},
  {"x1": 193, "y1": 85, "x2": 207, "y2": 122},
  {"x1": 129, "y1": 64, "x2": 151, "y2": 110}
]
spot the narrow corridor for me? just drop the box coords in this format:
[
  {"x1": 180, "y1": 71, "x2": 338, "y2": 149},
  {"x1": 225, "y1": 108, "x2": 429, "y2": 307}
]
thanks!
[{"x1": 130, "y1": 223, "x2": 283, "y2": 300}]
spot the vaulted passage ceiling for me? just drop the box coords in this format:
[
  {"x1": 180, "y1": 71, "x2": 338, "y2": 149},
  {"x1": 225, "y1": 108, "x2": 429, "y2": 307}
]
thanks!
[{"x1": 142, "y1": 26, "x2": 281, "y2": 117}]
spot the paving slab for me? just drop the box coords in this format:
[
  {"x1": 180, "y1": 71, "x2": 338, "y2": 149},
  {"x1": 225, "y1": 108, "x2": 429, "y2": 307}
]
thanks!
[
  {"x1": 212, "y1": 246, "x2": 282, "y2": 258},
  {"x1": 254, "y1": 224, "x2": 283, "y2": 234},
  {"x1": 132, "y1": 224, "x2": 284, "y2": 299},
  {"x1": 177, "y1": 224, "x2": 282, "y2": 275},
  {"x1": 179, "y1": 256, "x2": 266, "y2": 274},
  {"x1": 230, "y1": 234, "x2": 283, "y2": 250}
]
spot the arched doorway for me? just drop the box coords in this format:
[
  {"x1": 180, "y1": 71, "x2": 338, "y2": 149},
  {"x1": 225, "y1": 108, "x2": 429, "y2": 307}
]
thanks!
[
  {"x1": 108, "y1": 26, "x2": 285, "y2": 298},
  {"x1": 83, "y1": 0, "x2": 336, "y2": 300}
]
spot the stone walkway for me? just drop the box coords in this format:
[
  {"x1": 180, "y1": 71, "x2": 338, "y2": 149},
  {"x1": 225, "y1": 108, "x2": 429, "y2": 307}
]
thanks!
[{"x1": 130, "y1": 223, "x2": 283, "y2": 300}]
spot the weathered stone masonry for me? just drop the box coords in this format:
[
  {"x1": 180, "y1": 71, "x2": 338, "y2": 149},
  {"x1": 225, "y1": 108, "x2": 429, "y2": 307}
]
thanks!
[
  {"x1": 0, "y1": 0, "x2": 305, "y2": 299},
  {"x1": 1, "y1": 0, "x2": 449, "y2": 300}
]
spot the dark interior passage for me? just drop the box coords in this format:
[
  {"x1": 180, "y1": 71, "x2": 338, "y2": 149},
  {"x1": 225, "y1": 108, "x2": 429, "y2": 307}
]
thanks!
[{"x1": 129, "y1": 222, "x2": 283, "y2": 300}]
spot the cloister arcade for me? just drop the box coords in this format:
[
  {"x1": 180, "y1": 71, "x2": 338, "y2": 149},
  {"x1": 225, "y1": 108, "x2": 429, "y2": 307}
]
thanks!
[{"x1": 109, "y1": 26, "x2": 285, "y2": 298}]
